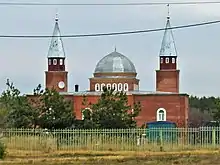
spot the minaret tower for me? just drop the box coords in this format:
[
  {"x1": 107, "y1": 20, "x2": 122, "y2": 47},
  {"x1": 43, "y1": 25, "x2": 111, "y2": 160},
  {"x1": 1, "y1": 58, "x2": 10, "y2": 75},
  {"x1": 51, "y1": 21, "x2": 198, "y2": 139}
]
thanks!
[
  {"x1": 45, "y1": 14, "x2": 68, "y2": 92},
  {"x1": 156, "y1": 5, "x2": 179, "y2": 93}
]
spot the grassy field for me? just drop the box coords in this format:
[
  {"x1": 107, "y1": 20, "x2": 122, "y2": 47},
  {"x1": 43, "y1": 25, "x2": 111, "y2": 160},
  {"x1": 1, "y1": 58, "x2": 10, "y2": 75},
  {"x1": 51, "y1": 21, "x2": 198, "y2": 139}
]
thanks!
[
  {"x1": 1, "y1": 150, "x2": 220, "y2": 165},
  {"x1": 2, "y1": 128, "x2": 220, "y2": 164}
]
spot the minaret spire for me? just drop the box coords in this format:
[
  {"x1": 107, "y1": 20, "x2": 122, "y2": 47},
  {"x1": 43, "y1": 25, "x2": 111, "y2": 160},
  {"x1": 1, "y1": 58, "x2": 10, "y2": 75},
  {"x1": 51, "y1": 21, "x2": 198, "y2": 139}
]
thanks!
[
  {"x1": 159, "y1": 4, "x2": 177, "y2": 57},
  {"x1": 47, "y1": 13, "x2": 65, "y2": 58}
]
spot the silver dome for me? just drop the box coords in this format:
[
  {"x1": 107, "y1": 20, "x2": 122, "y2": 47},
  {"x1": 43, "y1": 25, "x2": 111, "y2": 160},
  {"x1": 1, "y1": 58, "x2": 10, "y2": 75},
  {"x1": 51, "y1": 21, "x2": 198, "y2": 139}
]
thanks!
[{"x1": 94, "y1": 51, "x2": 136, "y2": 73}]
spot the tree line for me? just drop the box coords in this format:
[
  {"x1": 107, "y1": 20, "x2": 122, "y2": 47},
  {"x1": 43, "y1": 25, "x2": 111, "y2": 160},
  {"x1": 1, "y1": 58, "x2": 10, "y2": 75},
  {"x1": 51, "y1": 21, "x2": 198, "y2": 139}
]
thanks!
[{"x1": 189, "y1": 96, "x2": 220, "y2": 127}]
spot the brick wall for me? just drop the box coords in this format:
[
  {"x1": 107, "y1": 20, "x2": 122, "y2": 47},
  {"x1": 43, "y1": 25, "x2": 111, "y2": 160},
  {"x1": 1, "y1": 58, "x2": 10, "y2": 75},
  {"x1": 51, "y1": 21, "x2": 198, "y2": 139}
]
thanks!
[
  {"x1": 45, "y1": 71, "x2": 68, "y2": 92},
  {"x1": 156, "y1": 70, "x2": 179, "y2": 93}
]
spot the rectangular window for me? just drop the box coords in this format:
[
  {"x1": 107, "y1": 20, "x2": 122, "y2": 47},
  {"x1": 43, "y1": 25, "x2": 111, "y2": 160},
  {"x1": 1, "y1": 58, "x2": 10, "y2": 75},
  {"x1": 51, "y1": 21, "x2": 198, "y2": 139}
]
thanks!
[
  {"x1": 160, "y1": 58, "x2": 163, "y2": 63},
  {"x1": 159, "y1": 114, "x2": 164, "y2": 121},
  {"x1": 53, "y1": 59, "x2": 57, "y2": 65},
  {"x1": 172, "y1": 58, "x2": 175, "y2": 64},
  {"x1": 165, "y1": 58, "x2": 169, "y2": 63},
  {"x1": 48, "y1": 59, "x2": 51, "y2": 65},
  {"x1": 60, "y1": 59, "x2": 63, "y2": 65}
]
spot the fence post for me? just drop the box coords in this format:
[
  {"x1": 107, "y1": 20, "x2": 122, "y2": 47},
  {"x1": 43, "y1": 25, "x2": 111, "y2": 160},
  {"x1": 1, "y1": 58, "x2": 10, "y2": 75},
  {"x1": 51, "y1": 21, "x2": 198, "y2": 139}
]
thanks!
[
  {"x1": 159, "y1": 129, "x2": 163, "y2": 151},
  {"x1": 137, "y1": 135, "x2": 140, "y2": 146},
  {"x1": 212, "y1": 127, "x2": 216, "y2": 146},
  {"x1": 160, "y1": 129, "x2": 163, "y2": 144}
]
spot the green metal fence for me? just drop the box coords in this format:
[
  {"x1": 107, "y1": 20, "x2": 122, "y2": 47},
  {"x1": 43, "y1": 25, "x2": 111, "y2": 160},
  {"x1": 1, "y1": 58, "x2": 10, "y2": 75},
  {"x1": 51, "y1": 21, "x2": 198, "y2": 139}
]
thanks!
[{"x1": 1, "y1": 127, "x2": 220, "y2": 152}]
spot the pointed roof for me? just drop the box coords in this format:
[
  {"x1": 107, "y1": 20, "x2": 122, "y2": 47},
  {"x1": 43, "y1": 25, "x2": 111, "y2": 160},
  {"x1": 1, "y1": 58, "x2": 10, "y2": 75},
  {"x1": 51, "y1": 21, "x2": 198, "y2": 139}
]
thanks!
[
  {"x1": 47, "y1": 14, "x2": 65, "y2": 58},
  {"x1": 159, "y1": 15, "x2": 177, "y2": 56}
]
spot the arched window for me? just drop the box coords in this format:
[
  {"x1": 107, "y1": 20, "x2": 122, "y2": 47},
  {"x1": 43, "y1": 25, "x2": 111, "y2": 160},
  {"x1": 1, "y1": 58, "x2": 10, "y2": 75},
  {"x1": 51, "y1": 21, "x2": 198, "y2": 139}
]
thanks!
[
  {"x1": 112, "y1": 83, "x2": 117, "y2": 91},
  {"x1": 53, "y1": 59, "x2": 57, "y2": 65},
  {"x1": 82, "y1": 108, "x2": 92, "y2": 120},
  {"x1": 60, "y1": 59, "x2": 63, "y2": 65},
  {"x1": 165, "y1": 58, "x2": 169, "y2": 64},
  {"x1": 118, "y1": 83, "x2": 123, "y2": 91},
  {"x1": 160, "y1": 58, "x2": 163, "y2": 63},
  {"x1": 107, "y1": 83, "x2": 111, "y2": 90},
  {"x1": 156, "y1": 108, "x2": 166, "y2": 121},
  {"x1": 48, "y1": 59, "x2": 51, "y2": 65},
  {"x1": 124, "y1": 83, "x2": 129, "y2": 91},
  {"x1": 172, "y1": 58, "x2": 175, "y2": 64},
  {"x1": 101, "y1": 83, "x2": 105, "y2": 91},
  {"x1": 95, "y1": 83, "x2": 100, "y2": 92}
]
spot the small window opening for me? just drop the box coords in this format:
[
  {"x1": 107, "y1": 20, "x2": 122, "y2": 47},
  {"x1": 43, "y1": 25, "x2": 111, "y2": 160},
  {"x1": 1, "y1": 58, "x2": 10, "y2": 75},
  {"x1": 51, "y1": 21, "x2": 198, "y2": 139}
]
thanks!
[
  {"x1": 53, "y1": 59, "x2": 57, "y2": 65},
  {"x1": 60, "y1": 59, "x2": 63, "y2": 65}
]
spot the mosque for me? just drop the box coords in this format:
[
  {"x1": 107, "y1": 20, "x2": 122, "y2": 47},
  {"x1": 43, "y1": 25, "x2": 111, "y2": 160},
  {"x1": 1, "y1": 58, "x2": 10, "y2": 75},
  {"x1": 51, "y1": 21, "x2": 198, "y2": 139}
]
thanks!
[{"x1": 42, "y1": 13, "x2": 189, "y2": 127}]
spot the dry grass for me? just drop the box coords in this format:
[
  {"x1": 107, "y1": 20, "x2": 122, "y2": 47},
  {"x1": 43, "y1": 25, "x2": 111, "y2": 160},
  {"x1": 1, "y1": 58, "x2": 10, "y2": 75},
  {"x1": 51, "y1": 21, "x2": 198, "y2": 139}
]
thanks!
[
  {"x1": 1, "y1": 149, "x2": 220, "y2": 165},
  {"x1": 3, "y1": 135, "x2": 219, "y2": 153}
]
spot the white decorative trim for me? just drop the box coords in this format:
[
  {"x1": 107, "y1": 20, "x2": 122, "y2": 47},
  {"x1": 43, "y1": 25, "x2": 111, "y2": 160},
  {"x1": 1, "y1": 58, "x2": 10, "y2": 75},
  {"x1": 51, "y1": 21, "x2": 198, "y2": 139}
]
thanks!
[
  {"x1": 93, "y1": 83, "x2": 131, "y2": 92},
  {"x1": 95, "y1": 83, "x2": 100, "y2": 92},
  {"x1": 156, "y1": 108, "x2": 166, "y2": 121},
  {"x1": 82, "y1": 108, "x2": 92, "y2": 120},
  {"x1": 107, "y1": 83, "x2": 111, "y2": 90},
  {"x1": 124, "y1": 83, "x2": 129, "y2": 91},
  {"x1": 53, "y1": 59, "x2": 57, "y2": 65},
  {"x1": 112, "y1": 83, "x2": 117, "y2": 91},
  {"x1": 165, "y1": 58, "x2": 169, "y2": 64},
  {"x1": 101, "y1": 83, "x2": 105, "y2": 91},
  {"x1": 60, "y1": 59, "x2": 63, "y2": 65},
  {"x1": 118, "y1": 83, "x2": 123, "y2": 91},
  {"x1": 48, "y1": 59, "x2": 51, "y2": 65},
  {"x1": 58, "y1": 81, "x2": 65, "y2": 89}
]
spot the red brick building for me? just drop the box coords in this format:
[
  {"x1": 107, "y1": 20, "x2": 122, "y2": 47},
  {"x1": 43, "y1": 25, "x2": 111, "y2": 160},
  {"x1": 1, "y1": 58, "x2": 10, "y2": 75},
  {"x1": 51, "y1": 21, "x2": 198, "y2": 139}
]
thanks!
[{"x1": 42, "y1": 14, "x2": 189, "y2": 127}]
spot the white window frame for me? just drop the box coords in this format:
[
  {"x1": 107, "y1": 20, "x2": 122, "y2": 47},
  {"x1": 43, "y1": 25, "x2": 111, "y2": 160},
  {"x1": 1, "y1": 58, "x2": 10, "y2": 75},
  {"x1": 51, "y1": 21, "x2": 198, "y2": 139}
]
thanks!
[
  {"x1": 172, "y1": 57, "x2": 175, "y2": 64},
  {"x1": 82, "y1": 108, "x2": 92, "y2": 120},
  {"x1": 160, "y1": 58, "x2": 163, "y2": 63},
  {"x1": 118, "y1": 83, "x2": 123, "y2": 91},
  {"x1": 165, "y1": 58, "x2": 169, "y2": 64},
  {"x1": 60, "y1": 59, "x2": 63, "y2": 65},
  {"x1": 95, "y1": 83, "x2": 100, "y2": 92},
  {"x1": 156, "y1": 108, "x2": 167, "y2": 121},
  {"x1": 48, "y1": 59, "x2": 51, "y2": 65},
  {"x1": 107, "y1": 83, "x2": 111, "y2": 90},
  {"x1": 112, "y1": 83, "x2": 117, "y2": 91},
  {"x1": 53, "y1": 59, "x2": 57, "y2": 65},
  {"x1": 101, "y1": 83, "x2": 105, "y2": 91},
  {"x1": 124, "y1": 83, "x2": 129, "y2": 91}
]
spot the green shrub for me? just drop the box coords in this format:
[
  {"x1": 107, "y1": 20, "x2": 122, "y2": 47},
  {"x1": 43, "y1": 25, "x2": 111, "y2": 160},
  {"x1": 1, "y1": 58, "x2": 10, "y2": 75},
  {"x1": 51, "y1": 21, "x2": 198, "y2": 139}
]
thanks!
[{"x1": 0, "y1": 141, "x2": 6, "y2": 160}]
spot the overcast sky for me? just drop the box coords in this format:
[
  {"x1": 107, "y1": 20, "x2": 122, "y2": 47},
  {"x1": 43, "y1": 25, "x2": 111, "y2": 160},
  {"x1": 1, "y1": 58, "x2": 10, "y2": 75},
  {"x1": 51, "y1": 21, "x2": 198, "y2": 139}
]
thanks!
[{"x1": 0, "y1": 0, "x2": 220, "y2": 97}]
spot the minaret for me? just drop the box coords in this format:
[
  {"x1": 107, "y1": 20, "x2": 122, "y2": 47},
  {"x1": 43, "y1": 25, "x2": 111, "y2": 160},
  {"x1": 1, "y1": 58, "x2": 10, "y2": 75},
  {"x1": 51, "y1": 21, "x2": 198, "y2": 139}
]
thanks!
[
  {"x1": 156, "y1": 5, "x2": 179, "y2": 93},
  {"x1": 45, "y1": 14, "x2": 68, "y2": 92}
]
